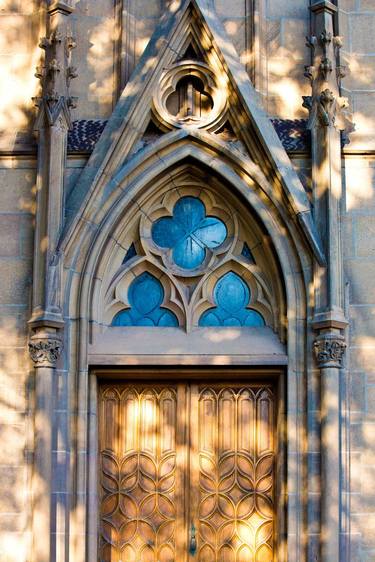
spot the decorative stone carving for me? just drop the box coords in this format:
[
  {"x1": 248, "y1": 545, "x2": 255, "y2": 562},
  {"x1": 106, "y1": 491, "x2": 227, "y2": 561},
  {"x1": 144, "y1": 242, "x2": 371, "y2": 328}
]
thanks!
[
  {"x1": 33, "y1": 3, "x2": 78, "y2": 130},
  {"x1": 103, "y1": 179, "x2": 280, "y2": 334},
  {"x1": 314, "y1": 332, "x2": 346, "y2": 368},
  {"x1": 30, "y1": 2, "x2": 76, "y2": 328},
  {"x1": 28, "y1": 332, "x2": 63, "y2": 367},
  {"x1": 303, "y1": 15, "x2": 354, "y2": 139},
  {"x1": 152, "y1": 60, "x2": 227, "y2": 132}
]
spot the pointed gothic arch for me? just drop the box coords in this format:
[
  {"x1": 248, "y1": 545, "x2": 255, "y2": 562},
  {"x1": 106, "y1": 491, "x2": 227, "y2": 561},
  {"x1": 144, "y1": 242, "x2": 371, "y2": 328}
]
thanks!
[
  {"x1": 51, "y1": 3, "x2": 326, "y2": 561},
  {"x1": 62, "y1": 135, "x2": 313, "y2": 562}
]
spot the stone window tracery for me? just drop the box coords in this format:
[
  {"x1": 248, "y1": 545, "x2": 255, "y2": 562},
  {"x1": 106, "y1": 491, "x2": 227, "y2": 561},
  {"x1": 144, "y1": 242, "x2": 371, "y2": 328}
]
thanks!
[
  {"x1": 104, "y1": 180, "x2": 279, "y2": 334},
  {"x1": 199, "y1": 271, "x2": 265, "y2": 327},
  {"x1": 151, "y1": 196, "x2": 227, "y2": 270},
  {"x1": 152, "y1": 60, "x2": 227, "y2": 132},
  {"x1": 111, "y1": 272, "x2": 178, "y2": 327}
]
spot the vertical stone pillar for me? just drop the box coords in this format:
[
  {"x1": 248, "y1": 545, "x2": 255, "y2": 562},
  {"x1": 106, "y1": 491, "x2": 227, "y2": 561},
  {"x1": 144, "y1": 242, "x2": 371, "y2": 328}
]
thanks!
[
  {"x1": 29, "y1": 3, "x2": 77, "y2": 562},
  {"x1": 30, "y1": 0, "x2": 77, "y2": 328},
  {"x1": 28, "y1": 329, "x2": 62, "y2": 562},
  {"x1": 314, "y1": 332, "x2": 346, "y2": 562},
  {"x1": 304, "y1": 2, "x2": 353, "y2": 561}
]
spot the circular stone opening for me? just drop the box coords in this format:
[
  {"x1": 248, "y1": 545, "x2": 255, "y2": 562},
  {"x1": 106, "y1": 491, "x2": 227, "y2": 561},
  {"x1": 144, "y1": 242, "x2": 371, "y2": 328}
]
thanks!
[{"x1": 166, "y1": 75, "x2": 214, "y2": 121}]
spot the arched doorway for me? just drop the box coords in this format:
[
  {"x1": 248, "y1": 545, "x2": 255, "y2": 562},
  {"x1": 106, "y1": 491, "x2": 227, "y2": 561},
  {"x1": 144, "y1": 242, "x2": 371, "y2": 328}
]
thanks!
[{"x1": 62, "y1": 140, "x2": 313, "y2": 562}]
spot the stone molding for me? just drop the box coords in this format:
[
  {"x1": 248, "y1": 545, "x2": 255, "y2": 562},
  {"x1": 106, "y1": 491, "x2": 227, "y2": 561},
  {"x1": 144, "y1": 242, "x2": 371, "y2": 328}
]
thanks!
[
  {"x1": 314, "y1": 332, "x2": 346, "y2": 368},
  {"x1": 28, "y1": 332, "x2": 63, "y2": 367},
  {"x1": 65, "y1": 118, "x2": 312, "y2": 153}
]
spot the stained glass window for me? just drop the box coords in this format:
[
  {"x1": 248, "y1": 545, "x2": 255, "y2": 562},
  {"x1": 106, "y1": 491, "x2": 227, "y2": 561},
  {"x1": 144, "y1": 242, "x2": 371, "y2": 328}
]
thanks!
[
  {"x1": 151, "y1": 196, "x2": 227, "y2": 269},
  {"x1": 241, "y1": 242, "x2": 255, "y2": 263},
  {"x1": 122, "y1": 243, "x2": 137, "y2": 264},
  {"x1": 112, "y1": 272, "x2": 178, "y2": 327},
  {"x1": 199, "y1": 272, "x2": 265, "y2": 327}
]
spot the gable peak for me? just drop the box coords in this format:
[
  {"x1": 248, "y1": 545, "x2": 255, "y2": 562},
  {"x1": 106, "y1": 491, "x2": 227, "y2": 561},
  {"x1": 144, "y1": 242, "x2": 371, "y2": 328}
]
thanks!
[
  {"x1": 64, "y1": 0, "x2": 324, "y2": 266},
  {"x1": 175, "y1": 40, "x2": 204, "y2": 63}
]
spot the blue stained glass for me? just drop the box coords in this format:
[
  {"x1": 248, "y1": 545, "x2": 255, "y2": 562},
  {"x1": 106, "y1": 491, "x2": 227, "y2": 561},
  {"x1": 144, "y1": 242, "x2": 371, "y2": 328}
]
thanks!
[
  {"x1": 122, "y1": 243, "x2": 137, "y2": 264},
  {"x1": 151, "y1": 196, "x2": 227, "y2": 270},
  {"x1": 199, "y1": 272, "x2": 265, "y2": 327},
  {"x1": 111, "y1": 272, "x2": 178, "y2": 327},
  {"x1": 241, "y1": 242, "x2": 255, "y2": 263}
]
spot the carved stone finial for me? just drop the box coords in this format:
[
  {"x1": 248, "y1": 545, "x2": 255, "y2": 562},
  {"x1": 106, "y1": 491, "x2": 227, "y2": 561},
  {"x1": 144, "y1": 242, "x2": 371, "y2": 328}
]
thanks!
[
  {"x1": 303, "y1": 12, "x2": 354, "y2": 141},
  {"x1": 28, "y1": 331, "x2": 63, "y2": 367},
  {"x1": 33, "y1": 8, "x2": 78, "y2": 130},
  {"x1": 314, "y1": 332, "x2": 346, "y2": 368}
]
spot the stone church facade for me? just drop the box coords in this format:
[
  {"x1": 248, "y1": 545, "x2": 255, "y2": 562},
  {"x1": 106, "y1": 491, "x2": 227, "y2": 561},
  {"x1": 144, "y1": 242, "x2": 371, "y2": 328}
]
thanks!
[{"x1": 0, "y1": 1, "x2": 374, "y2": 561}]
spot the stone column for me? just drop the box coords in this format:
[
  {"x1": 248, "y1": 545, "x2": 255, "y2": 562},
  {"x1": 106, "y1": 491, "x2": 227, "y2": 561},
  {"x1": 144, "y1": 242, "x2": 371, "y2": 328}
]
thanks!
[
  {"x1": 314, "y1": 332, "x2": 346, "y2": 562},
  {"x1": 30, "y1": 0, "x2": 77, "y2": 329},
  {"x1": 29, "y1": 3, "x2": 77, "y2": 562},
  {"x1": 304, "y1": 2, "x2": 353, "y2": 561},
  {"x1": 28, "y1": 329, "x2": 62, "y2": 562}
]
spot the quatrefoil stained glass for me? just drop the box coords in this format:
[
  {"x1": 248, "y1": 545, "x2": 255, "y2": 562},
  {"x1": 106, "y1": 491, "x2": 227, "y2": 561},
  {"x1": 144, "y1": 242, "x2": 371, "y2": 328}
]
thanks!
[
  {"x1": 199, "y1": 272, "x2": 265, "y2": 327},
  {"x1": 151, "y1": 196, "x2": 227, "y2": 270},
  {"x1": 112, "y1": 272, "x2": 178, "y2": 327}
]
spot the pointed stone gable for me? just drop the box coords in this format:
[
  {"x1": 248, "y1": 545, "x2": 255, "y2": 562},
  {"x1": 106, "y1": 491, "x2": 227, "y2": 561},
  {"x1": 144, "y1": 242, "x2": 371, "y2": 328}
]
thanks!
[{"x1": 63, "y1": 0, "x2": 324, "y2": 265}]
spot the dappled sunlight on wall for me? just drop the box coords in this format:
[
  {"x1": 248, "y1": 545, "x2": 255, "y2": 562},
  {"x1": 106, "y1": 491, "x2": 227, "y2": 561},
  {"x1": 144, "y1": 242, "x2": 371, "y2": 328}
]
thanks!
[
  {"x1": 269, "y1": 76, "x2": 308, "y2": 119},
  {"x1": 342, "y1": 53, "x2": 375, "y2": 90},
  {"x1": 267, "y1": 46, "x2": 310, "y2": 119},
  {"x1": 0, "y1": 4, "x2": 41, "y2": 134},
  {"x1": 69, "y1": 5, "x2": 117, "y2": 118},
  {"x1": 347, "y1": 110, "x2": 375, "y2": 151},
  {"x1": 87, "y1": 17, "x2": 118, "y2": 113},
  {"x1": 0, "y1": 154, "x2": 35, "y2": 562},
  {"x1": 344, "y1": 157, "x2": 375, "y2": 211},
  {"x1": 70, "y1": 0, "x2": 165, "y2": 119},
  {"x1": 0, "y1": 318, "x2": 30, "y2": 562},
  {"x1": 347, "y1": 335, "x2": 375, "y2": 556},
  {"x1": 265, "y1": 5, "x2": 310, "y2": 119},
  {"x1": 0, "y1": 533, "x2": 28, "y2": 562},
  {"x1": 339, "y1": 3, "x2": 375, "y2": 150}
]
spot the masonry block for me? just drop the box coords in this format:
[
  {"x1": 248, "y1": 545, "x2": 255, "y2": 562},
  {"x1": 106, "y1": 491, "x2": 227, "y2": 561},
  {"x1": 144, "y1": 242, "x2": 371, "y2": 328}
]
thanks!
[{"x1": 351, "y1": 15, "x2": 375, "y2": 53}]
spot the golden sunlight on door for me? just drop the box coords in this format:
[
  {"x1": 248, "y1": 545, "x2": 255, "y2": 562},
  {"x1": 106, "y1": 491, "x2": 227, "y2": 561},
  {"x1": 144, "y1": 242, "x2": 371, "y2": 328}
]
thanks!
[{"x1": 98, "y1": 382, "x2": 276, "y2": 562}]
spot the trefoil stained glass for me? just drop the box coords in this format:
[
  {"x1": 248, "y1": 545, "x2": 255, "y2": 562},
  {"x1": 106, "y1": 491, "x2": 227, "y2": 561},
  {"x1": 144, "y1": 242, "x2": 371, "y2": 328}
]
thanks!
[
  {"x1": 112, "y1": 272, "x2": 178, "y2": 327},
  {"x1": 199, "y1": 272, "x2": 265, "y2": 327}
]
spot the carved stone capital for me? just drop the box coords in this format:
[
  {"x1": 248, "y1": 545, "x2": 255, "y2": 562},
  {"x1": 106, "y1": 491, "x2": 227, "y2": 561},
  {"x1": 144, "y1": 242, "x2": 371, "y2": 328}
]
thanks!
[
  {"x1": 28, "y1": 332, "x2": 62, "y2": 367},
  {"x1": 314, "y1": 332, "x2": 346, "y2": 368}
]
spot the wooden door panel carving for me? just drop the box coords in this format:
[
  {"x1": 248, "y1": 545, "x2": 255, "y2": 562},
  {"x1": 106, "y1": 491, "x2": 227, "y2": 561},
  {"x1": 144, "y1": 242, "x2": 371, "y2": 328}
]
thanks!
[
  {"x1": 193, "y1": 386, "x2": 275, "y2": 562},
  {"x1": 99, "y1": 386, "x2": 180, "y2": 562},
  {"x1": 99, "y1": 382, "x2": 275, "y2": 562}
]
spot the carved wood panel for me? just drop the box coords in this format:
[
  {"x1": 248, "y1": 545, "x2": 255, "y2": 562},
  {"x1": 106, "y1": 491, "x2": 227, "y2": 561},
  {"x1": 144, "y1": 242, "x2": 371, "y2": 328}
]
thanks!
[
  {"x1": 99, "y1": 382, "x2": 275, "y2": 562},
  {"x1": 190, "y1": 385, "x2": 275, "y2": 562},
  {"x1": 99, "y1": 385, "x2": 182, "y2": 562}
]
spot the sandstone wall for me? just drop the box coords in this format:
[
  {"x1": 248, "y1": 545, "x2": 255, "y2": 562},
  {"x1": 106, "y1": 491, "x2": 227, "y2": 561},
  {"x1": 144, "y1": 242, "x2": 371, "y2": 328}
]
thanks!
[
  {"x1": 0, "y1": 1, "x2": 374, "y2": 562},
  {"x1": 343, "y1": 153, "x2": 375, "y2": 561},
  {"x1": 0, "y1": 157, "x2": 35, "y2": 562}
]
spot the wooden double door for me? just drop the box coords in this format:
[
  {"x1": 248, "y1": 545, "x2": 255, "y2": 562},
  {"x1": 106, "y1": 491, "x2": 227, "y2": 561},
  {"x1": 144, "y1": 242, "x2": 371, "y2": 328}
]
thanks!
[{"x1": 99, "y1": 381, "x2": 276, "y2": 562}]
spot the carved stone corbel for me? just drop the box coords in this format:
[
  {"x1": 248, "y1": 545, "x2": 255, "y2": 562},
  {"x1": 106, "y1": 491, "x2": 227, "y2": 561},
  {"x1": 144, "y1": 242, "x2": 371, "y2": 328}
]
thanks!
[
  {"x1": 314, "y1": 332, "x2": 346, "y2": 369},
  {"x1": 28, "y1": 330, "x2": 62, "y2": 368}
]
